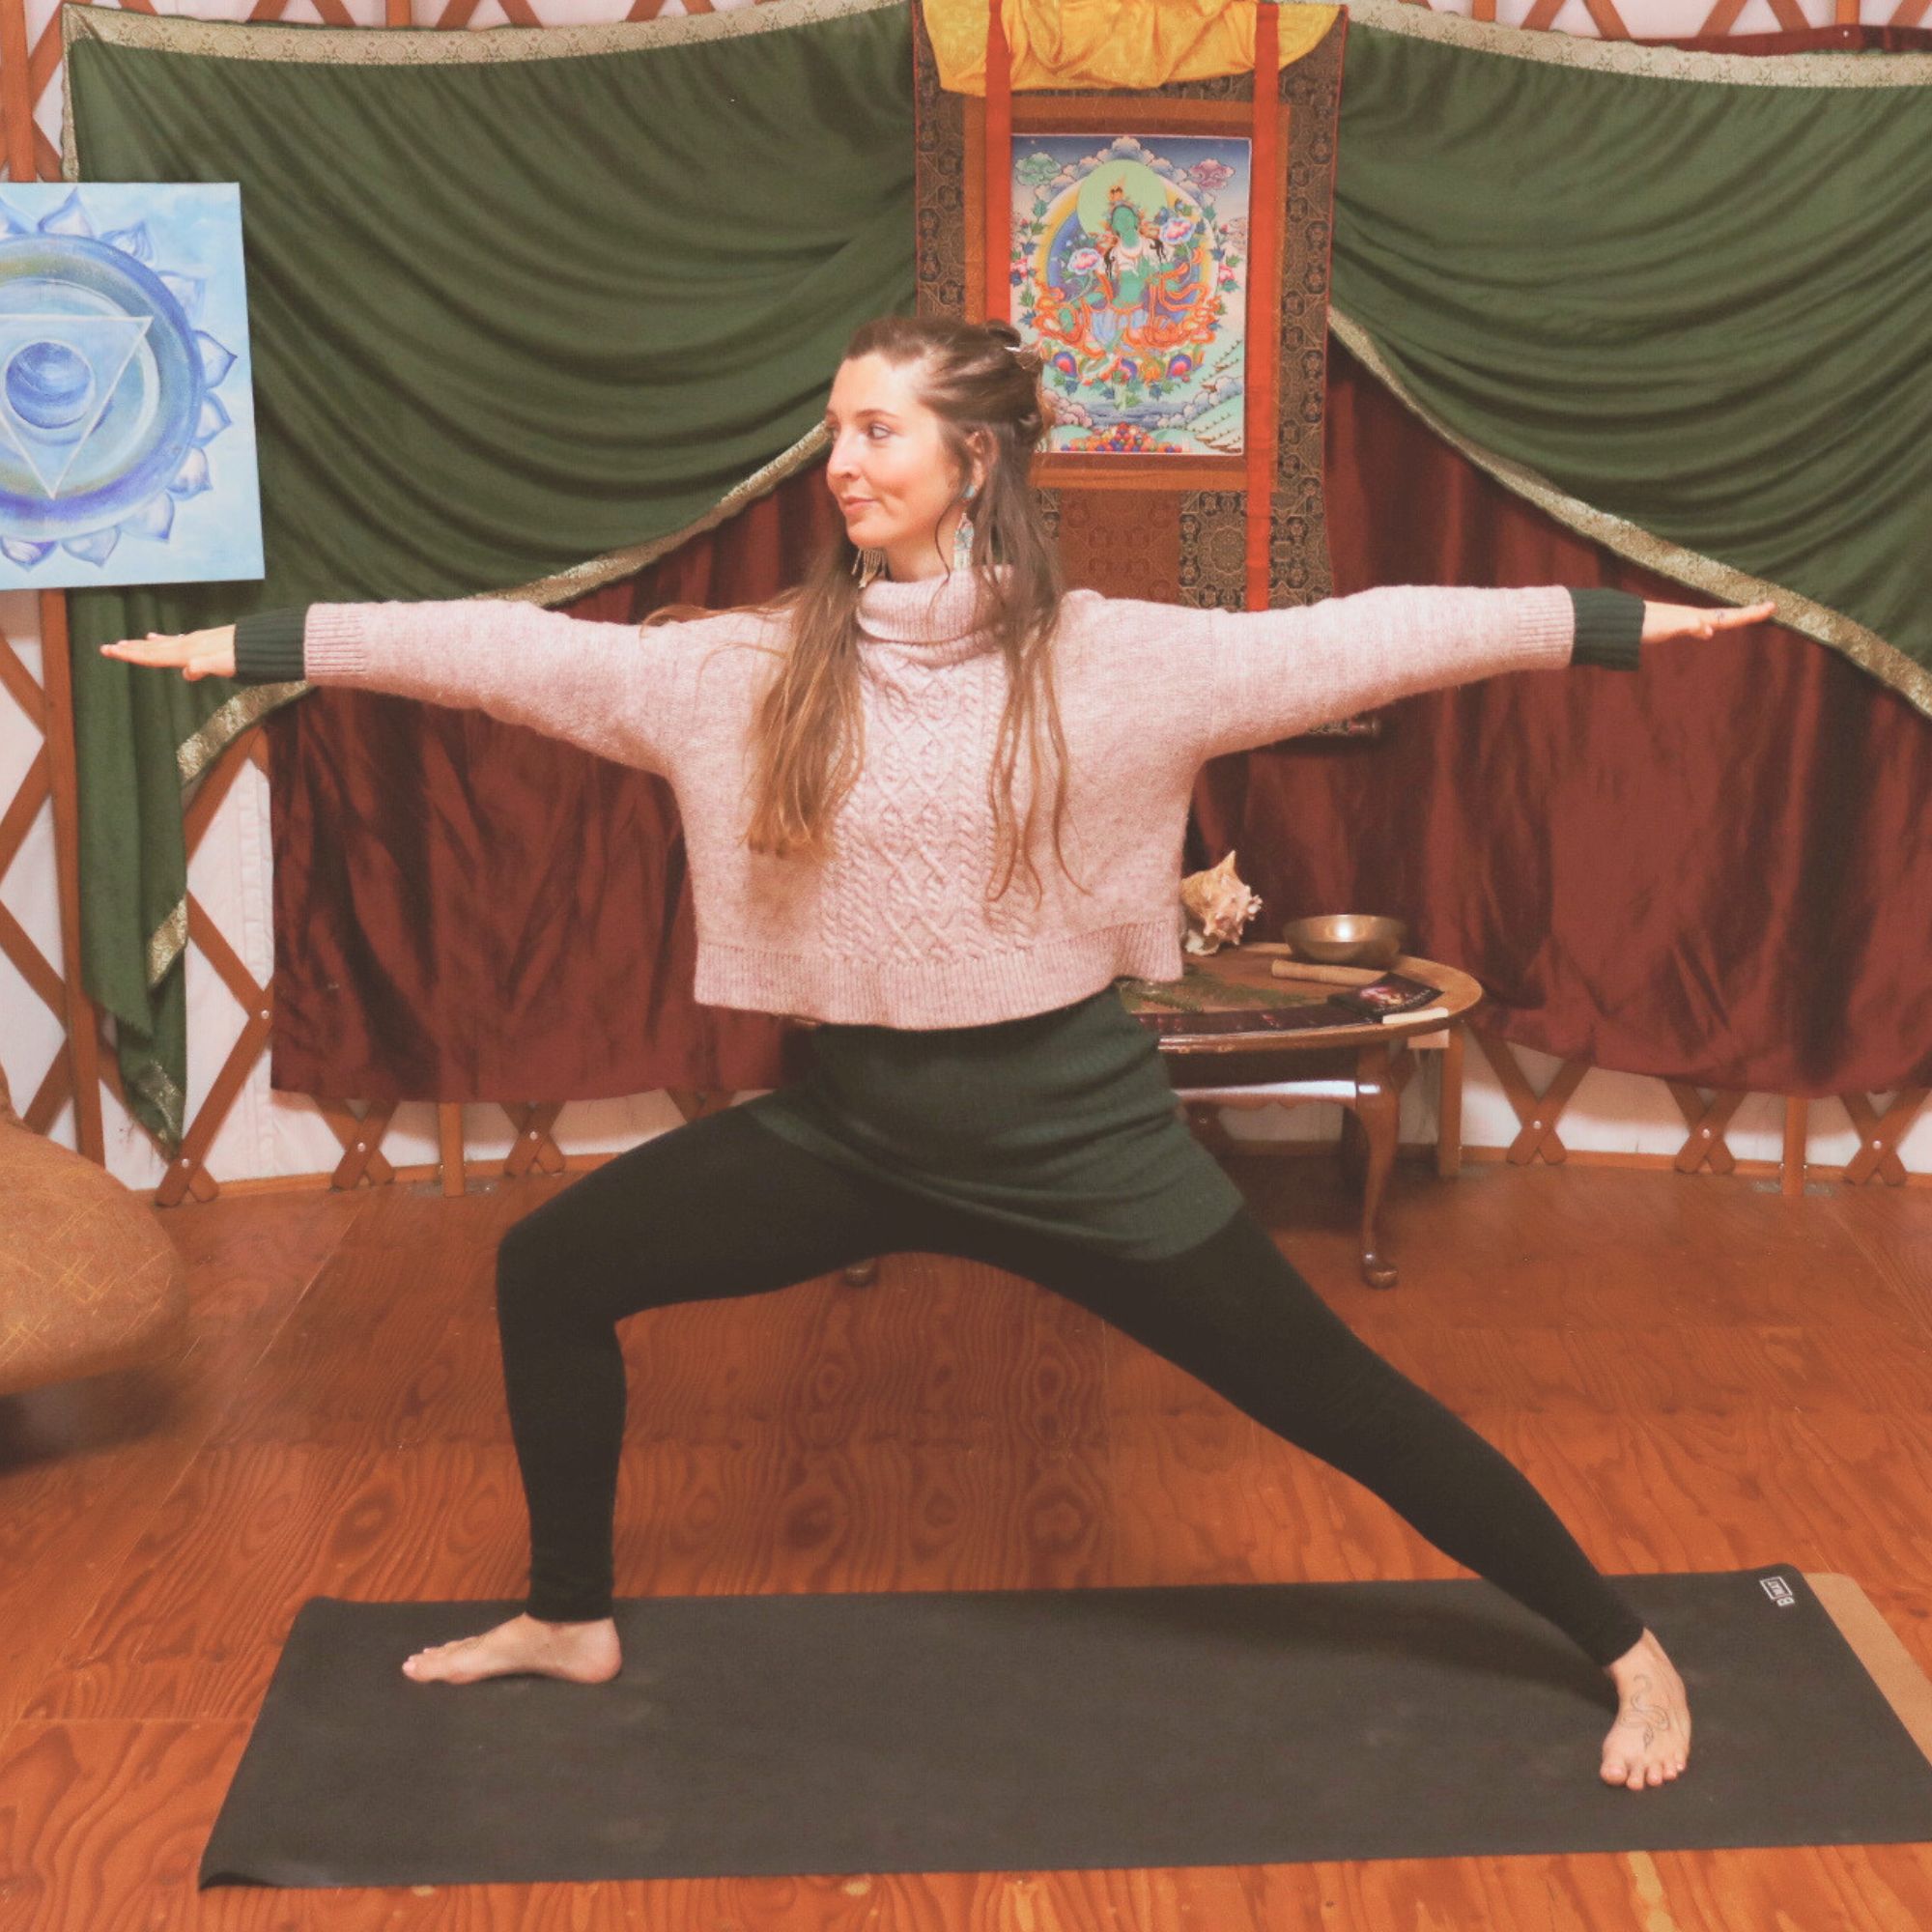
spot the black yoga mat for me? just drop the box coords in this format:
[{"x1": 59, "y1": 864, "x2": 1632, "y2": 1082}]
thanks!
[{"x1": 202, "y1": 1566, "x2": 1932, "y2": 1889}]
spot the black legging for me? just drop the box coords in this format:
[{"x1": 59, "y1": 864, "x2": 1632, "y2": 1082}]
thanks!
[{"x1": 494, "y1": 1103, "x2": 1645, "y2": 1666}]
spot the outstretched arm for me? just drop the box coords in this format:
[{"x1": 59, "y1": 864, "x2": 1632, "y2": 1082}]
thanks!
[
  {"x1": 99, "y1": 598, "x2": 724, "y2": 780},
  {"x1": 1149, "y1": 583, "x2": 1773, "y2": 761}
]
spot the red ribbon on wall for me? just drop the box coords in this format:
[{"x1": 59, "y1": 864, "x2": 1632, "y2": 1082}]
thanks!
[
  {"x1": 1244, "y1": 0, "x2": 1282, "y2": 610},
  {"x1": 983, "y1": 0, "x2": 1011, "y2": 324}
]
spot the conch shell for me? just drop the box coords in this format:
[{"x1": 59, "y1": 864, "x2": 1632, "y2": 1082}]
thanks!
[{"x1": 1179, "y1": 850, "x2": 1263, "y2": 956}]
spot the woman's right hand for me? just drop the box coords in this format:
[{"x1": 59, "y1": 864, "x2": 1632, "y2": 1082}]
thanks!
[{"x1": 99, "y1": 625, "x2": 237, "y2": 681}]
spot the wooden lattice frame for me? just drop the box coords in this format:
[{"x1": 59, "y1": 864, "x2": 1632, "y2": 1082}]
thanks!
[{"x1": 1, "y1": 0, "x2": 1925, "y2": 1204}]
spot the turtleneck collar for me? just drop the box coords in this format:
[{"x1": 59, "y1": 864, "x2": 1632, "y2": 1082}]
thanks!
[{"x1": 856, "y1": 567, "x2": 1004, "y2": 658}]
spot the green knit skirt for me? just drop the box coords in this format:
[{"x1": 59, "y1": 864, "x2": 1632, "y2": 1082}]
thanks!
[{"x1": 738, "y1": 983, "x2": 1247, "y2": 1262}]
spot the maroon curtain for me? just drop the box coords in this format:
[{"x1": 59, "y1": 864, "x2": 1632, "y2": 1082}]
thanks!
[
  {"x1": 264, "y1": 474, "x2": 842, "y2": 1102},
  {"x1": 1192, "y1": 334, "x2": 1932, "y2": 1097}
]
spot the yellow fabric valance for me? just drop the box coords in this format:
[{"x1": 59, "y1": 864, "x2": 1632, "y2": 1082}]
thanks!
[{"x1": 921, "y1": 0, "x2": 1341, "y2": 93}]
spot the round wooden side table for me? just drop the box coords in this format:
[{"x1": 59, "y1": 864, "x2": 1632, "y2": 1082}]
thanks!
[{"x1": 1122, "y1": 950, "x2": 1485, "y2": 1290}]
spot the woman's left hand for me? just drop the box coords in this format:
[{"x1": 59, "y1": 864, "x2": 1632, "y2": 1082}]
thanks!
[{"x1": 1641, "y1": 599, "x2": 1776, "y2": 643}]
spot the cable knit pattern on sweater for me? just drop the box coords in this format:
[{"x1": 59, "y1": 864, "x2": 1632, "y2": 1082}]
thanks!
[{"x1": 297, "y1": 573, "x2": 1579, "y2": 1029}]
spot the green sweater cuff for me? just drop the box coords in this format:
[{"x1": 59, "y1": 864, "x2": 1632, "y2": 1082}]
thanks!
[
  {"x1": 1567, "y1": 587, "x2": 1644, "y2": 670},
  {"x1": 231, "y1": 606, "x2": 309, "y2": 684}
]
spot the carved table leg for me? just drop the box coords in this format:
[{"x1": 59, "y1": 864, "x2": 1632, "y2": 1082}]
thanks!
[
  {"x1": 1337, "y1": 1104, "x2": 1367, "y2": 1182},
  {"x1": 1353, "y1": 1041, "x2": 1400, "y2": 1290}
]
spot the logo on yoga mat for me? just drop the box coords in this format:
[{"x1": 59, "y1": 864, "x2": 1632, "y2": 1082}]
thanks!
[
  {"x1": 1762, "y1": 1576, "x2": 1797, "y2": 1607},
  {"x1": 0, "y1": 185, "x2": 262, "y2": 589}
]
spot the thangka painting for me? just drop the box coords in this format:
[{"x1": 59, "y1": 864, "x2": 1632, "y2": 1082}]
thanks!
[
  {"x1": 912, "y1": 8, "x2": 1348, "y2": 612},
  {"x1": 912, "y1": 7, "x2": 1369, "y2": 731},
  {"x1": 0, "y1": 184, "x2": 262, "y2": 591},
  {"x1": 1015, "y1": 132, "x2": 1250, "y2": 460}
]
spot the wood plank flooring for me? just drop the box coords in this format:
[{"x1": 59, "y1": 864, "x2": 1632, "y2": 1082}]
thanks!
[{"x1": 4, "y1": 1151, "x2": 1932, "y2": 1929}]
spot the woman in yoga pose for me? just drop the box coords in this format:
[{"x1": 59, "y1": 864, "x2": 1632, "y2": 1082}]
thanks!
[{"x1": 107, "y1": 313, "x2": 1772, "y2": 1789}]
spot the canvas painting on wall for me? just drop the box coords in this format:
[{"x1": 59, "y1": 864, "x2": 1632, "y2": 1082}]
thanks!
[
  {"x1": 1013, "y1": 132, "x2": 1250, "y2": 460},
  {"x1": 0, "y1": 183, "x2": 262, "y2": 591}
]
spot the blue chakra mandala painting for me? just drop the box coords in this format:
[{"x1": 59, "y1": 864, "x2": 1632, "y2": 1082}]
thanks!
[
  {"x1": 0, "y1": 184, "x2": 262, "y2": 590},
  {"x1": 1012, "y1": 133, "x2": 1250, "y2": 459}
]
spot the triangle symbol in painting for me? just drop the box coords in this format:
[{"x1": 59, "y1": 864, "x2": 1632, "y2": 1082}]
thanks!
[{"x1": 0, "y1": 313, "x2": 152, "y2": 499}]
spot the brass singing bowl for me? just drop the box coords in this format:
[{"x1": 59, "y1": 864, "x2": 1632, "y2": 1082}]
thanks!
[{"x1": 1281, "y1": 914, "x2": 1407, "y2": 968}]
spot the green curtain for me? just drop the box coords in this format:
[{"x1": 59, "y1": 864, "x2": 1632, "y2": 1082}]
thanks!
[
  {"x1": 60, "y1": 0, "x2": 915, "y2": 1149},
  {"x1": 1328, "y1": 0, "x2": 1932, "y2": 720}
]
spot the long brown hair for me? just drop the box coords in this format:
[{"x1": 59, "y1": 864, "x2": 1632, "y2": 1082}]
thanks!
[{"x1": 719, "y1": 315, "x2": 1080, "y2": 905}]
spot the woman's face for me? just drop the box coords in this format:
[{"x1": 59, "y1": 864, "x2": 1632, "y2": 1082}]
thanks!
[{"x1": 824, "y1": 353, "x2": 981, "y2": 581}]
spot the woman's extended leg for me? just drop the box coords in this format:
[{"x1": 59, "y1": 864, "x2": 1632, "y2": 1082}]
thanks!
[
  {"x1": 980, "y1": 1206, "x2": 1690, "y2": 1789},
  {"x1": 404, "y1": 1105, "x2": 921, "y2": 1686}
]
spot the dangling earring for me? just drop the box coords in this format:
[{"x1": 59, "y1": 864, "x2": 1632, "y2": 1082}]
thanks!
[
  {"x1": 850, "y1": 545, "x2": 884, "y2": 587},
  {"x1": 951, "y1": 494, "x2": 977, "y2": 573}
]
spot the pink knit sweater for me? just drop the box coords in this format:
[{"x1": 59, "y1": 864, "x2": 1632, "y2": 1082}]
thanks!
[{"x1": 298, "y1": 573, "x2": 1578, "y2": 1028}]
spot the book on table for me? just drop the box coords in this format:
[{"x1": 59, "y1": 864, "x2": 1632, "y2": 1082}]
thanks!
[{"x1": 1128, "y1": 969, "x2": 1446, "y2": 1034}]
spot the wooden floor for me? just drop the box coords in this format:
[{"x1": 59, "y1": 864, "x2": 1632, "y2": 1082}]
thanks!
[{"x1": 4, "y1": 1147, "x2": 1932, "y2": 1929}]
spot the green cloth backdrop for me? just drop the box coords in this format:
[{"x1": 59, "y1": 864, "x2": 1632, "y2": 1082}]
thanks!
[
  {"x1": 1328, "y1": 0, "x2": 1932, "y2": 719},
  {"x1": 61, "y1": 0, "x2": 914, "y2": 1147}
]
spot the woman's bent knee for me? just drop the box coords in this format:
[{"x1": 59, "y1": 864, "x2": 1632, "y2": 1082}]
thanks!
[{"x1": 495, "y1": 1215, "x2": 554, "y2": 1328}]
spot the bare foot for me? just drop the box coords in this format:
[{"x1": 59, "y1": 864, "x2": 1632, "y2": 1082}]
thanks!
[
  {"x1": 1601, "y1": 1627, "x2": 1690, "y2": 1790},
  {"x1": 401, "y1": 1612, "x2": 621, "y2": 1686}
]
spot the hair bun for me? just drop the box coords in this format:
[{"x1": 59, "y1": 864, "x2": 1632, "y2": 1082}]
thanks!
[{"x1": 985, "y1": 320, "x2": 1045, "y2": 384}]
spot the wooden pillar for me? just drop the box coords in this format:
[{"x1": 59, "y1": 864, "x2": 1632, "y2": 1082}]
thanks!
[
  {"x1": 980, "y1": 0, "x2": 1009, "y2": 325},
  {"x1": 1781, "y1": 1097, "x2": 1808, "y2": 1198},
  {"x1": 0, "y1": 0, "x2": 30, "y2": 178},
  {"x1": 2, "y1": 0, "x2": 106, "y2": 1163},
  {"x1": 439, "y1": 1102, "x2": 467, "y2": 1197},
  {"x1": 35, "y1": 597, "x2": 105, "y2": 1162},
  {"x1": 1242, "y1": 0, "x2": 1281, "y2": 612},
  {"x1": 1435, "y1": 1022, "x2": 1464, "y2": 1179}
]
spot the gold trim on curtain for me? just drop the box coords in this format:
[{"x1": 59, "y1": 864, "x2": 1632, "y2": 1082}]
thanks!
[
  {"x1": 484, "y1": 425, "x2": 833, "y2": 609},
  {"x1": 59, "y1": 0, "x2": 900, "y2": 100},
  {"x1": 177, "y1": 683, "x2": 306, "y2": 793},
  {"x1": 145, "y1": 896, "x2": 187, "y2": 993}
]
